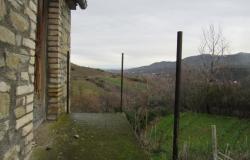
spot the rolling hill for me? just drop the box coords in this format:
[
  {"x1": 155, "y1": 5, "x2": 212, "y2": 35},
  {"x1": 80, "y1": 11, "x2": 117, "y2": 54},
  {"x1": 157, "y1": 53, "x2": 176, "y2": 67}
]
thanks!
[{"x1": 125, "y1": 52, "x2": 250, "y2": 75}]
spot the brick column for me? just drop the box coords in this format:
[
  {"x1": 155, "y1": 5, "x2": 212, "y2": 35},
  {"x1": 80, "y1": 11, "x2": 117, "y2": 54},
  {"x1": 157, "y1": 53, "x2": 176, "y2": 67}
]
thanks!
[{"x1": 47, "y1": 0, "x2": 71, "y2": 120}]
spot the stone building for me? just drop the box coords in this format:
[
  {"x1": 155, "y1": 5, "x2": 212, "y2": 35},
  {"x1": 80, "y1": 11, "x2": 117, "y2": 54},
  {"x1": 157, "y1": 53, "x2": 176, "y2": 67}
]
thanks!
[{"x1": 0, "y1": 0, "x2": 87, "y2": 159}]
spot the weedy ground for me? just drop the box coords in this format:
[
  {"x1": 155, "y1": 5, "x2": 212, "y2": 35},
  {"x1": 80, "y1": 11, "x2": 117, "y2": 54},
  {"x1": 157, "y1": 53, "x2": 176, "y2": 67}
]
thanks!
[
  {"x1": 146, "y1": 112, "x2": 250, "y2": 160},
  {"x1": 31, "y1": 113, "x2": 149, "y2": 160}
]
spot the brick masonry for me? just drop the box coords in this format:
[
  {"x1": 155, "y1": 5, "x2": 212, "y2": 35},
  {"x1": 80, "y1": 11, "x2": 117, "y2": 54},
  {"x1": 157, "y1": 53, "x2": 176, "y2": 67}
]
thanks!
[{"x1": 47, "y1": 0, "x2": 71, "y2": 120}]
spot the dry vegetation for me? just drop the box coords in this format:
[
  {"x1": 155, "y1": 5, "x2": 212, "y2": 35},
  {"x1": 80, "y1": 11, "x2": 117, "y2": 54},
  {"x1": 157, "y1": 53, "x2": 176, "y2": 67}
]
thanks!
[{"x1": 70, "y1": 62, "x2": 250, "y2": 159}]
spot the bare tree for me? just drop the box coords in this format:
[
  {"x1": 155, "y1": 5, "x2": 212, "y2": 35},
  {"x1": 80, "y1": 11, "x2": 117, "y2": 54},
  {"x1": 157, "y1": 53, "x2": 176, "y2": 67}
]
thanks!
[
  {"x1": 199, "y1": 24, "x2": 230, "y2": 82},
  {"x1": 198, "y1": 24, "x2": 230, "y2": 113}
]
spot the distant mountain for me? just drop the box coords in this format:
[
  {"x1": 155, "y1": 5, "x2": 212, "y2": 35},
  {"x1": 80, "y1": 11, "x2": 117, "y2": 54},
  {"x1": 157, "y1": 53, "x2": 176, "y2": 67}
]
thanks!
[{"x1": 125, "y1": 52, "x2": 250, "y2": 75}]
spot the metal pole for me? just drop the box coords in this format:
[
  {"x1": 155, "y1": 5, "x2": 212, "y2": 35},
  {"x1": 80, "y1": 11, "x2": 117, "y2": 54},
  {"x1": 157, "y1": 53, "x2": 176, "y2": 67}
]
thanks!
[
  {"x1": 172, "y1": 31, "x2": 183, "y2": 160},
  {"x1": 120, "y1": 53, "x2": 124, "y2": 112},
  {"x1": 67, "y1": 51, "x2": 70, "y2": 114}
]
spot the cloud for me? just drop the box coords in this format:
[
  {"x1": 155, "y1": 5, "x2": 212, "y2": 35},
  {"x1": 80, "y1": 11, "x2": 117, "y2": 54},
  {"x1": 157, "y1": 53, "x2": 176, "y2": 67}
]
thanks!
[{"x1": 71, "y1": 0, "x2": 250, "y2": 69}]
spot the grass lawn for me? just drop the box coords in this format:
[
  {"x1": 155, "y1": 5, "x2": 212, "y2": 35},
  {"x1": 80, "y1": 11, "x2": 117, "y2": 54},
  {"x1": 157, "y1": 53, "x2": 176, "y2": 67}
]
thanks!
[{"x1": 146, "y1": 112, "x2": 250, "y2": 160}]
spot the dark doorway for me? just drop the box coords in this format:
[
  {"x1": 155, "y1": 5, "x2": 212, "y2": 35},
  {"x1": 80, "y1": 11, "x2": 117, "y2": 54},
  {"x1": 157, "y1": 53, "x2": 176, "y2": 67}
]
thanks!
[{"x1": 34, "y1": 0, "x2": 48, "y2": 127}]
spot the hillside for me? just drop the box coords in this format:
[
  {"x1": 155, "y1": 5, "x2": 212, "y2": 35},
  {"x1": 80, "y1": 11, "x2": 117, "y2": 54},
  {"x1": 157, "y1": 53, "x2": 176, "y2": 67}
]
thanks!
[
  {"x1": 71, "y1": 63, "x2": 110, "y2": 80},
  {"x1": 146, "y1": 112, "x2": 250, "y2": 160},
  {"x1": 70, "y1": 63, "x2": 250, "y2": 160},
  {"x1": 125, "y1": 52, "x2": 250, "y2": 75},
  {"x1": 70, "y1": 63, "x2": 148, "y2": 113}
]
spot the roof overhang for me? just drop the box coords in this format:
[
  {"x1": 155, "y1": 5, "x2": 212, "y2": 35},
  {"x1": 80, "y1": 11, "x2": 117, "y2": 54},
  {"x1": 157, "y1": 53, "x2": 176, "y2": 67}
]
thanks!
[{"x1": 67, "y1": 0, "x2": 88, "y2": 10}]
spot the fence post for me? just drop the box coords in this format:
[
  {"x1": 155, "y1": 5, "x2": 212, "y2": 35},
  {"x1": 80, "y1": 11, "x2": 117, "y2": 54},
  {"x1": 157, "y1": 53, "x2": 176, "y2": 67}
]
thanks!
[
  {"x1": 172, "y1": 31, "x2": 183, "y2": 160},
  {"x1": 66, "y1": 51, "x2": 70, "y2": 114},
  {"x1": 183, "y1": 141, "x2": 189, "y2": 160},
  {"x1": 120, "y1": 53, "x2": 124, "y2": 112},
  {"x1": 212, "y1": 125, "x2": 218, "y2": 160}
]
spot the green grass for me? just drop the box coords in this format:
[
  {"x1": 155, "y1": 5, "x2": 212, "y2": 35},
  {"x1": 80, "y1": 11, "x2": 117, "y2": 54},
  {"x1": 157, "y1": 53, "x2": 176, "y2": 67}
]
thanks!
[
  {"x1": 102, "y1": 76, "x2": 121, "y2": 87},
  {"x1": 146, "y1": 112, "x2": 250, "y2": 160},
  {"x1": 71, "y1": 80, "x2": 104, "y2": 96}
]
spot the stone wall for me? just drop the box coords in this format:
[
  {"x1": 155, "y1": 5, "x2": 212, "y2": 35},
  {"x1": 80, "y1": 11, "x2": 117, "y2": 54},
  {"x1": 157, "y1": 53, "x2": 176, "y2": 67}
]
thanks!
[
  {"x1": 47, "y1": 0, "x2": 71, "y2": 120},
  {"x1": 0, "y1": 0, "x2": 82, "y2": 159},
  {"x1": 0, "y1": 0, "x2": 37, "y2": 159}
]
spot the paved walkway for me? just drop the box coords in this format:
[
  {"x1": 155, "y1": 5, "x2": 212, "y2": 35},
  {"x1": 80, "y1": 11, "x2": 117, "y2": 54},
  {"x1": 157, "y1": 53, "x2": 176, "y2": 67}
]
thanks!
[{"x1": 31, "y1": 113, "x2": 148, "y2": 160}]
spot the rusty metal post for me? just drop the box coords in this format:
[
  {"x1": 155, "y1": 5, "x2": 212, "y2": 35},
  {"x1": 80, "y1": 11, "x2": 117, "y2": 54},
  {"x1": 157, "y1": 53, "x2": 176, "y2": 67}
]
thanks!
[
  {"x1": 120, "y1": 53, "x2": 124, "y2": 112},
  {"x1": 172, "y1": 31, "x2": 183, "y2": 160},
  {"x1": 66, "y1": 51, "x2": 70, "y2": 114}
]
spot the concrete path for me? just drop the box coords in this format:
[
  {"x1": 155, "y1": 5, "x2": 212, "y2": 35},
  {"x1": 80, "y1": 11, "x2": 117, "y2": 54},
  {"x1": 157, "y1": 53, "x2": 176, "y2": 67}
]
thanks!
[{"x1": 31, "y1": 113, "x2": 148, "y2": 160}]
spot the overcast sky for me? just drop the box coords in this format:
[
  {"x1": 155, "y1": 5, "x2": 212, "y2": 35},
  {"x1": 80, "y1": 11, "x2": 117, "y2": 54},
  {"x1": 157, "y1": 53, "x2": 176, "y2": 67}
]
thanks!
[{"x1": 71, "y1": 0, "x2": 250, "y2": 69}]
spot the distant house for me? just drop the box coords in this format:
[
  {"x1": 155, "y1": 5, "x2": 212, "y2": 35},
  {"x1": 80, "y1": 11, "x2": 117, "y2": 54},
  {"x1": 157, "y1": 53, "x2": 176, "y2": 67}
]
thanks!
[{"x1": 0, "y1": 0, "x2": 87, "y2": 159}]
